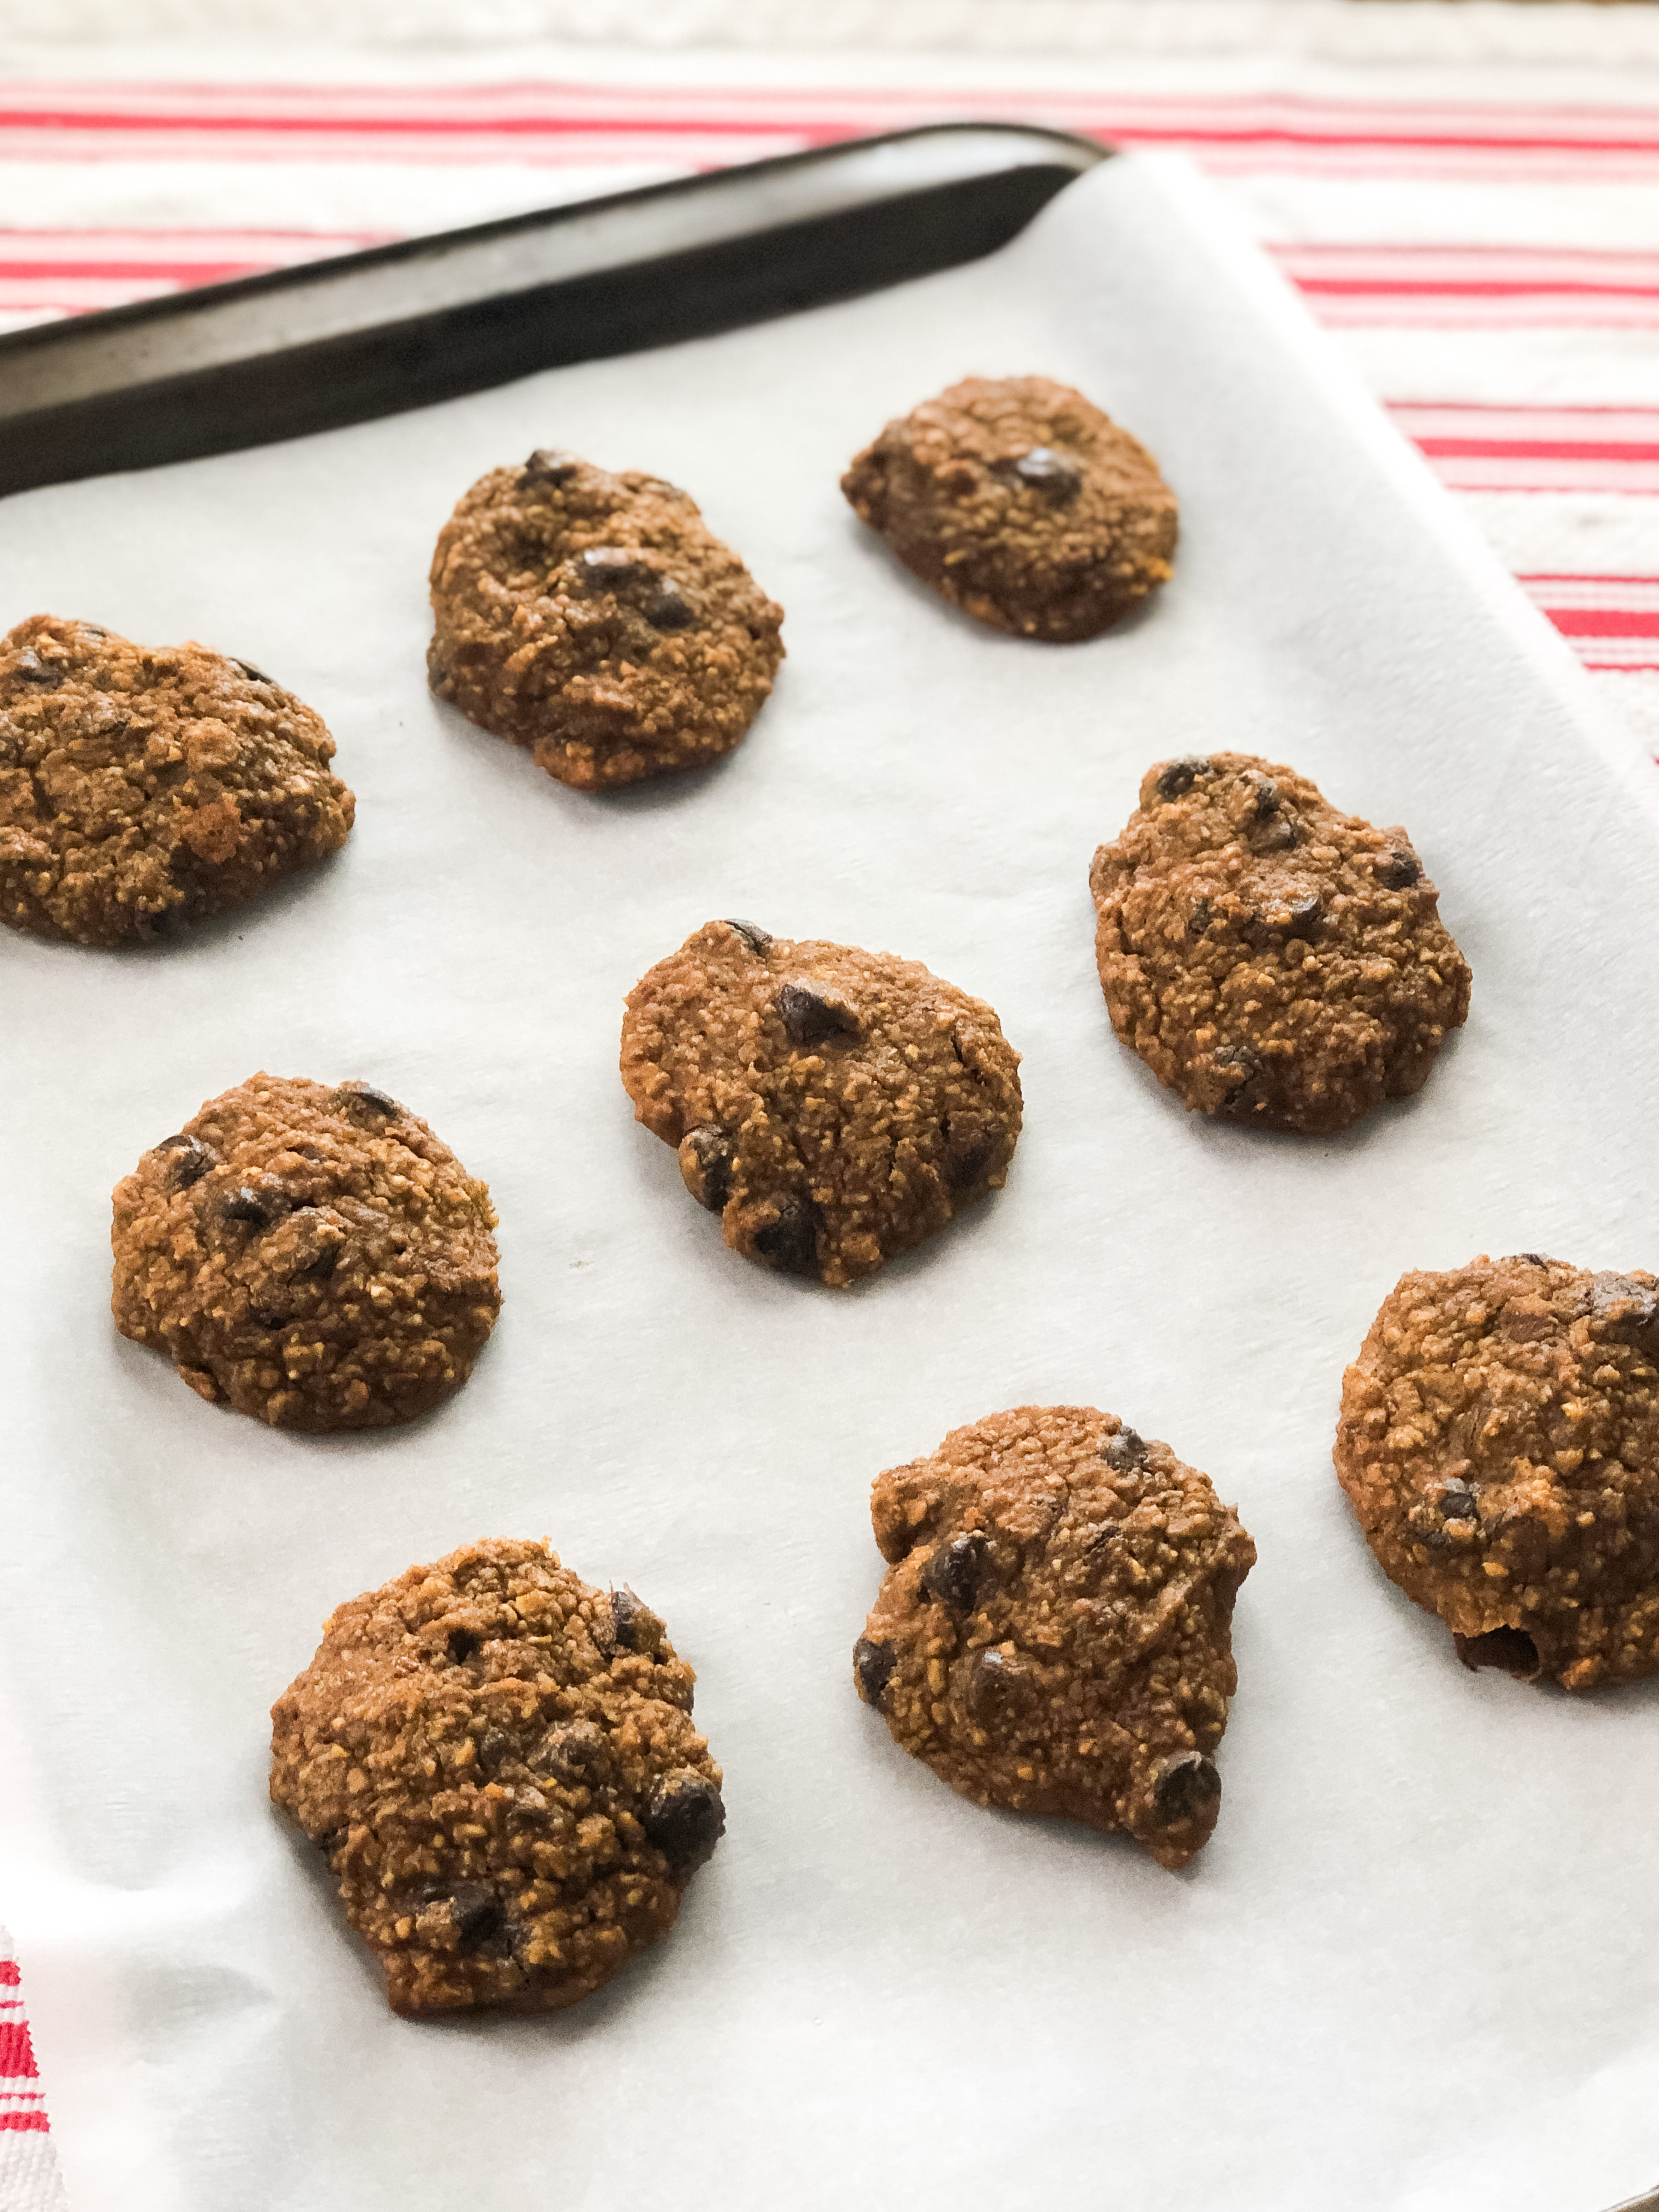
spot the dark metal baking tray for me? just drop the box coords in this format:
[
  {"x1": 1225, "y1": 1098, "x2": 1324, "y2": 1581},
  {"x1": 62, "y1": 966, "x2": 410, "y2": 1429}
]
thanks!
[{"x1": 0, "y1": 122, "x2": 1105, "y2": 498}]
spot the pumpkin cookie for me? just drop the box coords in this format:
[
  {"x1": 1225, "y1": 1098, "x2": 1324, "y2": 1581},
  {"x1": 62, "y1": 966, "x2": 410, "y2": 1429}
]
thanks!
[
  {"x1": 620, "y1": 918, "x2": 1023, "y2": 1288},
  {"x1": 841, "y1": 375, "x2": 1176, "y2": 641},
  {"x1": 0, "y1": 614, "x2": 352, "y2": 946},
  {"x1": 1090, "y1": 751, "x2": 1471, "y2": 1136},
  {"x1": 271, "y1": 1538, "x2": 725, "y2": 2016},
  {"x1": 1336, "y1": 1253, "x2": 1659, "y2": 1690},
  {"x1": 853, "y1": 1405, "x2": 1256, "y2": 1869},
  {"x1": 428, "y1": 449, "x2": 784, "y2": 789},
  {"x1": 111, "y1": 1073, "x2": 500, "y2": 1431}
]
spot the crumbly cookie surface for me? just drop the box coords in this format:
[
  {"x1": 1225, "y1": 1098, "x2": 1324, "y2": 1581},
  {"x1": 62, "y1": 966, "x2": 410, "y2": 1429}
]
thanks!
[
  {"x1": 111, "y1": 1073, "x2": 500, "y2": 1432},
  {"x1": 1090, "y1": 751, "x2": 1472, "y2": 1136},
  {"x1": 853, "y1": 1406, "x2": 1256, "y2": 1869},
  {"x1": 620, "y1": 919, "x2": 1023, "y2": 1288},
  {"x1": 840, "y1": 375, "x2": 1177, "y2": 642},
  {"x1": 1335, "y1": 1255, "x2": 1659, "y2": 1690},
  {"x1": 0, "y1": 615, "x2": 352, "y2": 947},
  {"x1": 271, "y1": 1538, "x2": 725, "y2": 2017},
  {"x1": 428, "y1": 450, "x2": 784, "y2": 790}
]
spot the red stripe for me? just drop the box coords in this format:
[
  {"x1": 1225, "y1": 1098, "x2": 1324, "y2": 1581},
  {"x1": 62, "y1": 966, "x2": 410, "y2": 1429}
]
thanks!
[
  {"x1": 0, "y1": 1966, "x2": 17, "y2": 1988},
  {"x1": 0, "y1": 2112, "x2": 50, "y2": 2133},
  {"x1": 1297, "y1": 279, "x2": 1659, "y2": 300},
  {"x1": 1541, "y1": 609, "x2": 1659, "y2": 637},
  {"x1": 1414, "y1": 438, "x2": 1659, "y2": 461},
  {"x1": 0, "y1": 259, "x2": 286, "y2": 281},
  {"x1": 0, "y1": 2022, "x2": 38, "y2": 2077},
  {"x1": 1520, "y1": 572, "x2": 1659, "y2": 585}
]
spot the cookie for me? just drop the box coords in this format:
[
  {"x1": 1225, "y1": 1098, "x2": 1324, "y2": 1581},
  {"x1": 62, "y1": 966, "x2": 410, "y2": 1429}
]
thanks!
[
  {"x1": 853, "y1": 1407, "x2": 1255, "y2": 1869},
  {"x1": 1090, "y1": 752, "x2": 1472, "y2": 1136},
  {"x1": 427, "y1": 449, "x2": 784, "y2": 789},
  {"x1": 840, "y1": 375, "x2": 1177, "y2": 642},
  {"x1": 111, "y1": 1073, "x2": 500, "y2": 1432},
  {"x1": 620, "y1": 918, "x2": 1023, "y2": 1288},
  {"x1": 271, "y1": 1538, "x2": 724, "y2": 2016},
  {"x1": 0, "y1": 615, "x2": 352, "y2": 947},
  {"x1": 1335, "y1": 1254, "x2": 1659, "y2": 1691}
]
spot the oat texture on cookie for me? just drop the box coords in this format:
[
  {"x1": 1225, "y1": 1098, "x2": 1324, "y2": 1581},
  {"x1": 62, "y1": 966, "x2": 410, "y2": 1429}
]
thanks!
[
  {"x1": 841, "y1": 375, "x2": 1177, "y2": 642},
  {"x1": 853, "y1": 1406, "x2": 1256, "y2": 1869},
  {"x1": 0, "y1": 615, "x2": 353, "y2": 946},
  {"x1": 427, "y1": 449, "x2": 784, "y2": 789},
  {"x1": 1336, "y1": 1255, "x2": 1659, "y2": 1690},
  {"x1": 271, "y1": 1538, "x2": 725, "y2": 2016},
  {"x1": 1090, "y1": 751, "x2": 1472, "y2": 1136},
  {"x1": 111, "y1": 1073, "x2": 500, "y2": 1431},
  {"x1": 620, "y1": 919, "x2": 1023, "y2": 1288}
]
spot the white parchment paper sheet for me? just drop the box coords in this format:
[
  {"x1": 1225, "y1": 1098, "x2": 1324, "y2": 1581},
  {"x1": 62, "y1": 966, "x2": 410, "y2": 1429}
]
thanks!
[{"x1": 2, "y1": 154, "x2": 1657, "y2": 2212}]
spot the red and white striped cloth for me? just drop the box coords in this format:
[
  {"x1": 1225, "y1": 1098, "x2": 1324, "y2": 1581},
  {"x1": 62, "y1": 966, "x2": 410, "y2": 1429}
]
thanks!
[{"x1": 3, "y1": 50, "x2": 1657, "y2": 2198}]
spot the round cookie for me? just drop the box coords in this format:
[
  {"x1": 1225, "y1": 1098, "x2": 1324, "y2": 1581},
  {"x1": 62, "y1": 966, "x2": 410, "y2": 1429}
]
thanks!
[
  {"x1": 271, "y1": 1538, "x2": 725, "y2": 2016},
  {"x1": 1090, "y1": 751, "x2": 1472, "y2": 1136},
  {"x1": 840, "y1": 374, "x2": 1177, "y2": 642},
  {"x1": 620, "y1": 918, "x2": 1023, "y2": 1288},
  {"x1": 1335, "y1": 1254, "x2": 1659, "y2": 1691},
  {"x1": 853, "y1": 1406, "x2": 1256, "y2": 1869},
  {"x1": 428, "y1": 449, "x2": 784, "y2": 789},
  {"x1": 111, "y1": 1073, "x2": 500, "y2": 1432},
  {"x1": 0, "y1": 614, "x2": 352, "y2": 947}
]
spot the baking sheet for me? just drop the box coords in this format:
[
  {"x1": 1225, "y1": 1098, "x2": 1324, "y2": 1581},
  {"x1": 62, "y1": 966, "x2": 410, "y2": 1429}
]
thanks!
[{"x1": 2, "y1": 150, "x2": 1658, "y2": 2212}]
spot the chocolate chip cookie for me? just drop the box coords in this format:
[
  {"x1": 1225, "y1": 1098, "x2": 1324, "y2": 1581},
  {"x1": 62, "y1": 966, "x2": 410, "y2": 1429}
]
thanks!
[
  {"x1": 111, "y1": 1073, "x2": 500, "y2": 1431},
  {"x1": 428, "y1": 450, "x2": 784, "y2": 789},
  {"x1": 620, "y1": 919, "x2": 1023, "y2": 1288},
  {"x1": 853, "y1": 1406, "x2": 1255, "y2": 1869},
  {"x1": 1090, "y1": 752, "x2": 1472, "y2": 1136},
  {"x1": 0, "y1": 615, "x2": 352, "y2": 947},
  {"x1": 271, "y1": 1538, "x2": 724, "y2": 2016},
  {"x1": 1336, "y1": 1255, "x2": 1659, "y2": 1691},
  {"x1": 840, "y1": 375, "x2": 1177, "y2": 642}
]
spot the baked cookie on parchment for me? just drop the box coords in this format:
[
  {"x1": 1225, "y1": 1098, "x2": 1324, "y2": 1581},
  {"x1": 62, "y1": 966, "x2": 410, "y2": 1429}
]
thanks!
[
  {"x1": 620, "y1": 918, "x2": 1023, "y2": 1288},
  {"x1": 0, "y1": 614, "x2": 352, "y2": 946},
  {"x1": 853, "y1": 1406, "x2": 1256, "y2": 1869},
  {"x1": 428, "y1": 449, "x2": 784, "y2": 789},
  {"x1": 111, "y1": 1073, "x2": 500, "y2": 1432},
  {"x1": 1336, "y1": 1253, "x2": 1659, "y2": 1690},
  {"x1": 271, "y1": 1538, "x2": 725, "y2": 2016}
]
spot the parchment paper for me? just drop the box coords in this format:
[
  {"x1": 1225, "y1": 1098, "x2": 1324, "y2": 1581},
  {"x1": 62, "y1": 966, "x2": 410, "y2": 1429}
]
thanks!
[{"x1": 2, "y1": 152, "x2": 1658, "y2": 2212}]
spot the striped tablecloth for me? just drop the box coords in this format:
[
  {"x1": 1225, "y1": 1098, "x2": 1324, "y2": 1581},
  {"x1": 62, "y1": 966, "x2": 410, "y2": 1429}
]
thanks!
[{"x1": 3, "y1": 46, "x2": 1657, "y2": 2209}]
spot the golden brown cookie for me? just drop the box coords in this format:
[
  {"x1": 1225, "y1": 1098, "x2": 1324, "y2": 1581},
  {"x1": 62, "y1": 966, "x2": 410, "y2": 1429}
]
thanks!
[
  {"x1": 111, "y1": 1073, "x2": 500, "y2": 1432},
  {"x1": 1335, "y1": 1254, "x2": 1659, "y2": 1691},
  {"x1": 427, "y1": 449, "x2": 784, "y2": 789},
  {"x1": 1090, "y1": 751, "x2": 1471, "y2": 1136},
  {"x1": 271, "y1": 1538, "x2": 725, "y2": 2017},
  {"x1": 0, "y1": 614, "x2": 352, "y2": 947},
  {"x1": 853, "y1": 1406, "x2": 1256, "y2": 1869},
  {"x1": 840, "y1": 375, "x2": 1177, "y2": 642},
  {"x1": 620, "y1": 918, "x2": 1023, "y2": 1288}
]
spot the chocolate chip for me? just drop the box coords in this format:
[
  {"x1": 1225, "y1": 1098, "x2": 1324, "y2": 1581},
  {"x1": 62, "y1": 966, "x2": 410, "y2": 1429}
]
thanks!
[
  {"x1": 252, "y1": 1304, "x2": 289, "y2": 1330},
  {"x1": 853, "y1": 1637, "x2": 896, "y2": 1707},
  {"x1": 1286, "y1": 896, "x2": 1323, "y2": 941},
  {"x1": 1187, "y1": 897, "x2": 1213, "y2": 939},
  {"x1": 80, "y1": 624, "x2": 106, "y2": 640},
  {"x1": 1245, "y1": 771, "x2": 1279, "y2": 819},
  {"x1": 314, "y1": 1827, "x2": 347, "y2": 1857},
  {"x1": 962, "y1": 1647, "x2": 1034, "y2": 1724},
  {"x1": 162, "y1": 1138, "x2": 213, "y2": 1190},
  {"x1": 446, "y1": 1627, "x2": 480, "y2": 1665},
  {"x1": 996, "y1": 445, "x2": 1083, "y2": 504},
  {"x1": 337, "y1": 1083, "x2": 398, "y2": 1120},
  {"x1": 1439, "y1": 1480, "x2": 1478, "y2": 1522},
  {"x1": 921, "y1": 1532, "x2": 988, "y2": 1614},
  {"x1": 942, "y1": 1118, "x2": 996, "y2": 1191},
  {"x1": 1453, "y1": 1626, "x2": 1540, "y2": 1680},
  {"x1": 449, "y1": 1883, "x2": 504, "y2": 1949},
  {"x1": 602, "y1": 1584, "x2": 656, "y2": 1656},
  {"x1": 642, "y1": 1772, "x2": 725, "y2": 1871},
  {"x1": 221, "y1": 1186, "x2": 283, "y2": 1228},
  {"x1": 1376, "y1": 849, "x2": 1419, "y2": 890},
  {"x1": 531, "y1": 1720, "x2": 605, "y2": 1783},
  {"x1": 1155, "y1": 756, "x2": 1212, "y2": 800},
  {"x1": 1589, "y1": 1272, "x2": 1659, "y2": 1343},
  {"x1": 753, "y1": 1196, "x2": 818, "y2": 1276},
  {"x1": 1218, "y1": 1045, "x2": 1263, "y2": 1108},
  {"x1": 295, "y1": 1240, "x2": 342, "y2": 1282},
  {"x1": 645, "y1": 580, "x2": 697, "y2": 631},
  {"x1": 1518, "y1": 1253, "x2": 1554, "y2": 1267},
  {"x1": 1102, "y1": 1426, "x2": 1147, "y2": 1471},
  {"x1": 520, "y1": 447, "x2": 580, "y2": 486},
  {"x1": 580, "y1": 546, "x2": 650, "y2": 588},
  {"x1": 232, "y1": 659, "x2": 273, "y2": 685},
  {"x1": 679, "y1": 1126, "x2": 734, "y2": 1213},
  {"x1": 777, "y1": 983, "x2": 858, "y2": 1047},
  {"x1": 1255, "y1": 815, "x2": 1299, "y2": 853},
  {"x1": 12, "y1": 650, "x2": 61, "y2": 688},
  {"x1": 1150, "y1": 1750, "x2": 1221, "y2": 1827},
  {"x1": 477, "y1": 1730, "x2": 513, "y2": 1774},
  {"x1": 722, "y1": 919, "x2": 772, "y2": 956}
]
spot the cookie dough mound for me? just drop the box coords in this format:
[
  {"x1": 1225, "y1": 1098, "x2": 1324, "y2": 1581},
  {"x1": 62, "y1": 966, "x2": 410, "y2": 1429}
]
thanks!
[
  {"x1": 1336, "y1": 1255, "x2": 1659, "y2": 1691},
  {"x1": 840, "y1": 375, "x2": 1177, "y2": 642},
  {"x1": 853, "y1": 1406, "x2": 1255, "y2": 1869},
  {"x1": 428, "y1": 449, "x2": 785, "y2": 789},
  {"x1": 271, "y1": 1538, "x2": 724, "y2": 2016},
  {"x1": 0, "y1": 615, "x2": 353, "y2": 947},
  {"x1": 111, "y1": 1073, "x2": 500, "y2": 1431},
  {"x1": 1090, "y1": 751, "x2": 1471, "y2": 1136},
  {"x1": 620, "y1": 918, "x2": 1023, "y2": 1288}
]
